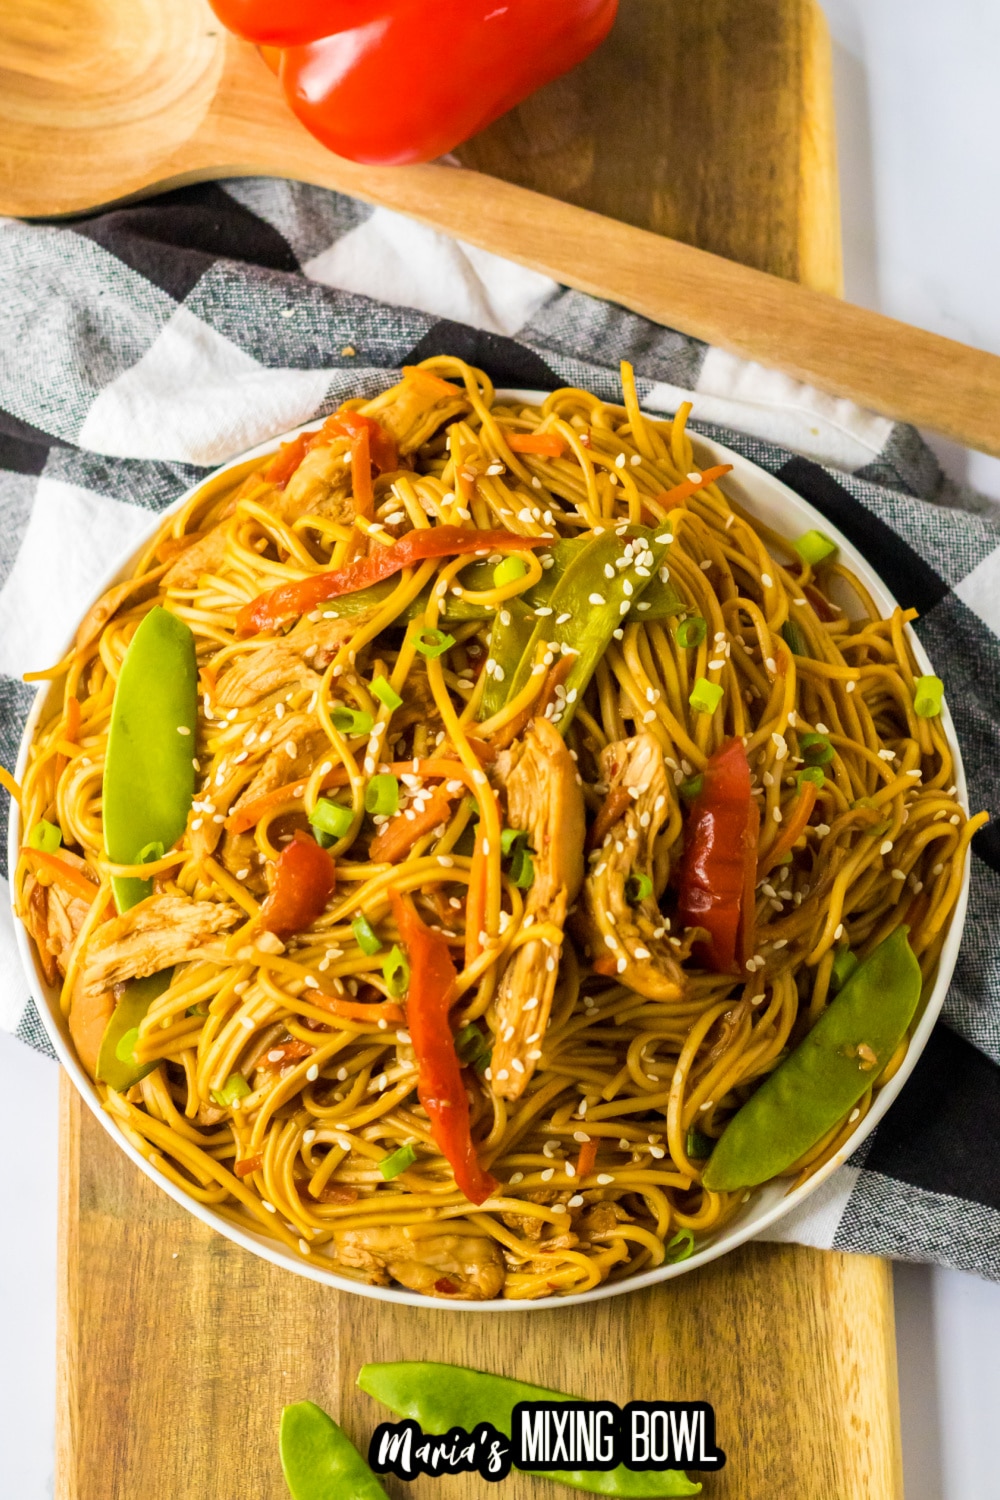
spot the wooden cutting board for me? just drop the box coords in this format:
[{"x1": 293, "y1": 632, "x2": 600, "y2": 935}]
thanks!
[{"x1": 55, "y1": 7, "x2": 901, "y2": 1497}]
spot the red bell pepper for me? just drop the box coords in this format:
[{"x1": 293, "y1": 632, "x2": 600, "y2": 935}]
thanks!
[
  {"x1": 208, "y1": 0, "x2": 619, "y2": 166},
  {"x1": 389, "y1": 890, "x2": 497, "y2": 1206},
  {"x1": 259, "y1": 830, "x2": 336, "y2": 937},
  {"x1": 316, "y1": 411, "x2": 398, "y2": 476},
  {"x1": 676, "y1": 738, "x2": 757, "y2": 974},
  {"x1": 236, "y1": 525, "x2": 553, "y2": 636}
]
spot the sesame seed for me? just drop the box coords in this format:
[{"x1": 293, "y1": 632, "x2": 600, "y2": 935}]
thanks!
[
  {"x1": 834, "y1": 923, "x2": 844, "y2": 940},
  {"x1": 306, "y1": 1063, "x2": 319, "y2": 1081},
  {"x1": 880, "y1": 840, "x2": 893, "y2": 856},
  {"x1": 891, "y1": 868, "x2": 906, "y2": 881},
  {"x1": 589, "y1": 593, "x2": 606, "y2": 606},
  {"x1": 541, "y1": 1167, "x2": 554, "y2": 1181},
  {"x1": 849, "y1": 1108, "x2": 861, "y2": 1124},
  {"x1": 302, "y1": 1129, "x2": 316, "y2": 1144},
  {"x1": 261, "y1": 1201, "x2": 276, "y2": 1213},
  {"x1": 761, "y1": 573, "x2": 773, "y2": 588},
  {"x1": 597, "y1": 1173, "x2": 614, "y2": 1185},
  {"x1": 177, "y1": 725, "x2": 191, "y2": 736}
]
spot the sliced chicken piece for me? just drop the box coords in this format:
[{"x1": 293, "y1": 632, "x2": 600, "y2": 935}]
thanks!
[
  {"x1": 278, "y1": 441, "x2": 355, "y2": 524},
  {"x1": 218, "y1": 830, "x2": 268, "y2": 896},
  {"x1": 330, "y1": 1225, "x2": 504, "y2": 1300},
  {"x1": 233, "y1": 712, "x2": 330, "y2": 811},
  {"x1": 360, "y1": 371, "x2": 469, "y2": 455},
  {"x1": 22, "y1": 870, "x2": 93, "y2": 987},
  {"x1": 75, "y1": 894, "x2": 239, "y2": 1001},
  {"x1": 215, "y1": 615, "x2": 361, "y2": 709},
  {"x1": 490, "y1": 717, "x2": 586, "y2": 1101},
  {"x1": 579, "y1": 734, "x2": 684, "y2": 1001},
  {"x1": 162, "y1": 526, "x2": 228, "y2": 591},
  {"x1": 75, "y1": 567, "x2": 168, "y2": 651}
]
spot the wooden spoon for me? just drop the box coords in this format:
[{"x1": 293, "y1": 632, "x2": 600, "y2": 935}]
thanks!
[{"x1": 3, "y1": 0, "x2": 999, "y2": 456}]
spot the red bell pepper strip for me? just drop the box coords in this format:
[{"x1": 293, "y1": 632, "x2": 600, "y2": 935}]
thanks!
[
  {"x1": 265, "y1": 433, "x2": 310, "y2": 488},
  {"x1": 259, "y1": 831, "x2": 336, "y2": 938},
  {"x1": 389, "y1": 891, "x2": 497, "y2": 1206},
  {"x1": 209, "y1": 0, "x2": 619, "y2": 166},
  {"x1": 676, "y1": 738, "x2": 756, "y2": 974},
  {"x1": 757, "y1": 781, "x2": 817, "y2": 879},
  {"x1": 313, "y1": 410, "x2": 398, "y2": 475},
  {"x1": 236, "y1": 526, "x2": 554, "y2": 636}
]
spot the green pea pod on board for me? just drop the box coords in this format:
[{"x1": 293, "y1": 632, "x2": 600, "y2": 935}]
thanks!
[
  {"x1": 95, "y1": 969, "x2": 173, "y2": 1091},
  {"x1": 280, "y1": 1401, "x2": 389, "y2": 1500},
  {"x1": 102, "y1": 605, "x2": 198, "y2": 913},
  {"x1": 357, "y1": 1362, "x2": 700, "y2": 1496},
  {"x1": 490, "y1": 527, "x2": 679, "y2": 734},
  {"x1": 703, "y1": 926, "x2": 922, "y2": 1192}
]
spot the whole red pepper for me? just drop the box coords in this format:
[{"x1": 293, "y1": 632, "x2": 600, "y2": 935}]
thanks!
[
  {"x1": 676, "y1": 738, "x2": 757, "y2": 974},
  {"x1": 260, "y1": 830, "x2": 336, "y2": 937},
  {"x1": 208, "y1": 0, "x2": 619, "y2": 165},
  {"x1": 389, "y1": 890, "x2": 497, "y2": 1205}
]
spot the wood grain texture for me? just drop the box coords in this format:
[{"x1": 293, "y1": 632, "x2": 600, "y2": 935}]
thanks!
[
  {"x1": 4, "y1": 0, "x2": 1000, "y2": 455},
  {"x1": 58, "y1": 1081, "x2": 902, "y2": 1500}
]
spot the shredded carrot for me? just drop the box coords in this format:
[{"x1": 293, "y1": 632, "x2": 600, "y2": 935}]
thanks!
[
  {"x1": 575, "y1": 1138, "x2": 599, "y2": 1179},
  {"x1": 350, "y1": 423, "x2": 374, "y2": 520},
  {"x1": 311, "y1": 994, "x2": 405, "y2": 1025},
  {"x1": 226, "y1": 758, "x2": 476, "y2": 836},
  {"x1": 507, "y1": 432, "x2": 565, "y2": 458},
  {"x1": 258, "y1": 1038, "x2": 314, "y2": 1072},
  {"x1": 646, "y1": 463, "x2": 734, "y2": 515},
  {"x1": 21, "y1": 848, "x2": 100, "y2": 904},
  {"x1": 464, "y1": 836, "x2": 488, "y2": 968},
  {"x1": 757, "y1": 782, "x2": 816, "y2": 878},
  {"x1": 0, "y1": 765, "x2": 22, "y2": 806},
  {"x1": 592, "y1": 956, "x2": 618, "y2": 977},
  {"x1": 234, "y1": 1154, "x2": 263, "y2": 1178},
  {"x1": 369, "y1": 785, "x2": 456, "y2": 864},
  {"x1": 401, "y1": 365, "x2": 461, "y2": 396},
  {"x1": 264, "y1": 433, "x2": 309, "y2": 488},
  {"x1": 490, "y1": 653, "x2": 575, "y2": 752}
]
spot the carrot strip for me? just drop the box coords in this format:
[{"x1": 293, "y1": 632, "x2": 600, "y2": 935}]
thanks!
[
  {"x1": 64, "y1": 696, "x2": 81, "y2": 743},
  {"x1": 575, "y1": 1138, "x2": 599, "y2": 1179},
  {"x1": 587, "y1": 786, "x2": 632, "y2": 854},
  {"x1": 757, "y1": 782, "x2": 816, "y2": 879},
  {"x1": 489, "y1": 653, "x2": 575, "y2": 752},
  {"x1": 646, "y1": 463, "x2": 734, "y2": 514},
  {"x1": 464, "y1": 837, "x2": 488, "y2": 968},
  {"x1": 312, "y1": 994, "x2": 405, "y2": 1024},
  {"x1": 21, "y1": 848, "x2": 100, "y2": 904},
  {"x1": 226, "y1": 757, "x2": 477, "y2": 836},
  {"x1": 401, "y1": 366, "x2": 462, "y2": 396},
  {"x1": 506, "y1": 432, "x2": 565, "y2": 457},
  {"x1": 234, "y1": 1154, "x2": 263, "y2": 1178},
  {"x1": 350, "y1": 423, "x2": 374, "y2": 520},
  {"x1": 369, "y1": 785, "x2": 456, "y2": 864}
]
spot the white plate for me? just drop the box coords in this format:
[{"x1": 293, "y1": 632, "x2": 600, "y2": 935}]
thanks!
[{"x1": 10, "y1": 394, "x2": 972, "y2": 1311}]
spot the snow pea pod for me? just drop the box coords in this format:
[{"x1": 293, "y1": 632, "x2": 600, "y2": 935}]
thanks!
[
  {"x1": 95, "y1": 969, "x2": 172, "y2": 1091},
  {"x1": 280, "y1": 1400, "x2": 389, "y2": 1500},
  {"x1": 480, "y1": 598, "x2": 537, "y2": 720},
  {"x1": 498, "y1": 526, "x2": 676, "y2": 733},
  {"x1": 103, "y1": 606, "x2": 197, "y2": 913},
  {"x1": 358, "y1": 1362, "x2": 699, "y2": 1496},
  {"x1": 703, "y1": 925, "x2": 922, "y2": 1192}
]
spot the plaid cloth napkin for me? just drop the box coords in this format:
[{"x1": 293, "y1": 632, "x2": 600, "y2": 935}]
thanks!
[{"x1": 3, "y1": 180, "x2": 1000, "y2": 1280}]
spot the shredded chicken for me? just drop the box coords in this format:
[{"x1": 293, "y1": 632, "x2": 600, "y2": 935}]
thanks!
[
  {"x1": 330, "y1": 1225, "x2": 504, "y2": 1300},
  {"x1": 578, "y1": 734, "x2": 684, "y2": 1001},
  {"x1": 360, "y1": 374, "x2": 468, "y2": 454},
  {"x1": 277, "y1": 442, "x2": 356, "y2": 524},
  {"x1": 75, "y1": 567, "x2": 167, "y2": 650},
  {"x1": 490, "y1": 717, "x2": 585, "y2": 1101},
  {"x1": 215, "y1": 615, "x2": 360, "y2": 708},
  {"x1": 22, "y1": 862, "x2": 93, "y2": 987},
  {"x1": 162, "y1": 527, "x2": 228, "y2": 591},
  {"x1": 74, "y1": 894, "x2": 239, "y2": 1001}
]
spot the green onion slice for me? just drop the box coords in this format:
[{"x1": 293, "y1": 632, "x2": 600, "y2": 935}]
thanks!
[
  {"x1": 794, "y1": 529, "x2": 837, "y2": 566},
  {"x1": 679, "y1": 773, "x2": 704, "y2": 801},
  {"x1": 665, "y1": 1227, "x2": 697, "y2": 1263},
  {"x1": 371, "y1": 676, "x2": 403, "y2": 711},
  {"x1": 685, "y1": 1128, "x2": 714, "y2": 1160},
  {"x1": 689, "y1": 677, "x2": 723, "y2": 715},
  {"x1": 27, "y1": 819, "x2": 62, "y2": 853},
  {"x1": 353, "y1": 914, "x2": 383, "y2": 955},
  {"x1": 797, "y1": 765, "x2": 826, "y2": 789},
  {"x1": 913, "y1": 674, "x2": 944, "y2": 719},
  {"x1": 454, "y1": 1023, "x2": 490, "y2": 1065},
  {"x1": 309, "y1": 798, "x2": 354, "y2": 841},
  {"x1": 500, "y1": 827, "x2": 527, "y2": 857},
  {"x1": 137, "y1": 840, "x2": 165, "y2": 864},
  {"x1": 799, "y1": 732, "x2": 835, "y2": 766},
  {"x1": 210, "y1": 1072, "x2": 251, "y2": 1108},
  {"x1": 330, "y1": 706, "x2": 375, "y2": 736},
  {"x1": 414, "y1": 628, "x2": 456, "y2": 659},
  {"x1": 379, "y1": 1144, "x2": 417, "y2": 1181},
  {"x1": 364, "y1": 774, "x2": 399, "y2": 817},
  {"x1": 493, "y1": 554, "x2": 529, "y2": 588},
  {"x1": 625, "y1": 870, "x2": 654, "y2": 904},
  {"x1": 780, "y1": 619, "x2": 809, "y2": 657},
  {"x1": 383, "y1": 945, "x2": 410, "y2": 998},
  {"x1": 675, "y1": 616, "x2": 707, "y2": 649},
  {"x1": 830, "y1": 946, "x2": 858, "y2": 993},
  {"x1": 509, "y1": 846, "x2": 535, "y2": 889}
]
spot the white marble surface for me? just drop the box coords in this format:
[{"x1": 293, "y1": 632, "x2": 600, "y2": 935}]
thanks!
[{"x1": 3, "y1": 2, "x2": 1000, "y2": 1495}]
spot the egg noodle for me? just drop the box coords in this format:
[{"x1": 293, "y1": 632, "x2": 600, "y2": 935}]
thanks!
[{"x1": 11, "y1": 357, "x2": 984, "y2": 1301}]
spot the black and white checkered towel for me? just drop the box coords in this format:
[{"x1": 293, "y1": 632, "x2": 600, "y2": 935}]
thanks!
[{"x1": 3, "y1": 180, "x2": 1000, "y2": 1278}]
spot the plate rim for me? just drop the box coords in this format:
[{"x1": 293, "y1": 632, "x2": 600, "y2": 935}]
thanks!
[{"x1": 10, "y1": 394, "x2": 971, "y2": 1311}]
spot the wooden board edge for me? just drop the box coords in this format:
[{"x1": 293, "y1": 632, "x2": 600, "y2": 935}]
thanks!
[
  {"x1": 798, "y1": 0, "x2": 844, "y2": 297},
  {"x1": 55, "y1": 1074, "x2": 81, "y2": 1500}
]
